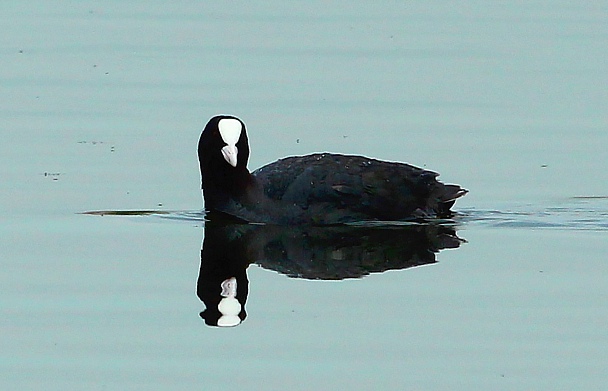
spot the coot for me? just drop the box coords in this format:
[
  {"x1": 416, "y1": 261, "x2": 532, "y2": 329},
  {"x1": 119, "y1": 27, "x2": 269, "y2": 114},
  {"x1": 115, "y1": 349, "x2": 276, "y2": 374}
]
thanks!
[{"x1": 198, "y1": 115, "x2": 467, "y2": 225}]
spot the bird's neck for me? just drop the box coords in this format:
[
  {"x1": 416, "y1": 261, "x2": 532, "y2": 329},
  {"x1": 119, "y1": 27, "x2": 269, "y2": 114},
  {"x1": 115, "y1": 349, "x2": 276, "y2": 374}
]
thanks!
[{"x1": 202, "y1": 166, "x2": 257, "y2": 209}]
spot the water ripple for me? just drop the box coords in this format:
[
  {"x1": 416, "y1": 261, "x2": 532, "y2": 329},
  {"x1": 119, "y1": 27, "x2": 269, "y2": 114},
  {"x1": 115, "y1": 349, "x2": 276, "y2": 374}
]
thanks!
[
  {"x1": 459, "y1": 198, "x2": 608, "y2": 231},
  {"x1": 82, "y1": 198, "x2": 608, "y2": 231}
]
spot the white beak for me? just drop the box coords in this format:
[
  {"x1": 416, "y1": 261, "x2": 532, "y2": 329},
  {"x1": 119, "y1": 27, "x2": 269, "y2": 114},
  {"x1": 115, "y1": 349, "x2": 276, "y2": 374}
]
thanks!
[{"x1": 221, "y1": 145, "x2": 238, "y2": 167}]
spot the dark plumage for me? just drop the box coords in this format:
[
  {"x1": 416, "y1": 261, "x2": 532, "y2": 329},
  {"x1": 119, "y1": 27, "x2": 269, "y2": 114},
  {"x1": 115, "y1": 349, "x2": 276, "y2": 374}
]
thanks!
[{"x1": 198, "y1": 115, "x2": 467, "y2": 225}]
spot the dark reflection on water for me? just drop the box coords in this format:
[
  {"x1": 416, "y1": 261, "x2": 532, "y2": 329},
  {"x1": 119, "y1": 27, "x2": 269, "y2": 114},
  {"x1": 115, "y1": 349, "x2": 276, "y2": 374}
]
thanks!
[
  {"x1": 197, "y1": 221, "x2": 464, "y2": 327},
  {"x1": 84, "y1": 197, "x2": 608, "y2": 328}
]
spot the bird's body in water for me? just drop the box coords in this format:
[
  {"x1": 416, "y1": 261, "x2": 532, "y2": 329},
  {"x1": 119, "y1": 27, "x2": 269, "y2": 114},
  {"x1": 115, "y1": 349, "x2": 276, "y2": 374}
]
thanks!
[{"x1": 198, "y1": 115, "x2": 467, "y2": 225}]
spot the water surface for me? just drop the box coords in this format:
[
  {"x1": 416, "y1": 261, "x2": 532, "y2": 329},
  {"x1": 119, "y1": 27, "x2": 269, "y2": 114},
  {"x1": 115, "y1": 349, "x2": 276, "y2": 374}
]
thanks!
[{"x1": 1, "y1": 1, "x2": 607, "y2": 390}]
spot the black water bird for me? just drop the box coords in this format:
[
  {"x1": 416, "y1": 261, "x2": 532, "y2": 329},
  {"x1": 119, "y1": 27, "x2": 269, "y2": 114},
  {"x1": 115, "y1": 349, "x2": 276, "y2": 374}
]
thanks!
[{"x1": 198, "y1": 115, "x2": 467, "y2": 225}]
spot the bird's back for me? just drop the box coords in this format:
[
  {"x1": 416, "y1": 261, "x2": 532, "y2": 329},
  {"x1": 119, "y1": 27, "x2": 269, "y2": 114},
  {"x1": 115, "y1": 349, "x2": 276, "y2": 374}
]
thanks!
[{"x1": 252, "y1": 153, "x2": 463, "y2": 223}]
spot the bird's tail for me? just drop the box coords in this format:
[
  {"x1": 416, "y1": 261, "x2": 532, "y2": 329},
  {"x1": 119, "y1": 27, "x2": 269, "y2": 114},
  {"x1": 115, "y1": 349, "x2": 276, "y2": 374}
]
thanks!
[{"x1": 436, "y1": 184, "x2": 468, "y2": 216}]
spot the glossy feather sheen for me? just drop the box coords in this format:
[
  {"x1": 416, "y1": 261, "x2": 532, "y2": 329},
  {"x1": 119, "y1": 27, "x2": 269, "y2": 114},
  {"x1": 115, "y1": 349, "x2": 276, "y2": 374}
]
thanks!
[
  {"x1": 253, "y1": 153, "x2": 461, "y2": 223},
  {"x1": 199, "y1": 116, "x2": 467, "y2": 225}
]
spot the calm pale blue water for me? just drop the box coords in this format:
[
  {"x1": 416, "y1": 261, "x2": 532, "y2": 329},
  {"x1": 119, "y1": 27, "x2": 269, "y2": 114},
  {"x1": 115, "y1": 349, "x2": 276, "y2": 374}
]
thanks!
[{"x1": 2, "y1": 1, "x2": 607, "y2": 390}]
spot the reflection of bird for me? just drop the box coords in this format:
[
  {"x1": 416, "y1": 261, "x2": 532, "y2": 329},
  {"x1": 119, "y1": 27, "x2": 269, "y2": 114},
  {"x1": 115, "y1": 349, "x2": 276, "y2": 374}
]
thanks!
[
  {"x1": 197, "y1": 225, "x2": 249, "y2": 327},
  {"x1": 197, "y1": 222, "x2": 464, "y2": 326},
  {"x1": 216, "y1": 277, "x2": 242, "y2": 327},
  {"x1": 198, "y1": 115, "x2": 467, "y2": 225},
  {"x1": 245, "y1": 224, "x2": 464, "y2": 280}
]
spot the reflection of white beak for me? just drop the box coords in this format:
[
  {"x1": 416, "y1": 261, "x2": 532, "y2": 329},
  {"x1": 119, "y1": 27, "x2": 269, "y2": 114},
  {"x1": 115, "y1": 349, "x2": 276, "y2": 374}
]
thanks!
[
  {"x1": 221, "y1": 277, "x2": 238, "y2": 297},
  {"x1": 217, "y1": 277, "x2": 241, "y2": 327},
  {"x1": 221, "y1": 145, "x2": 238, "y2": 167}
]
